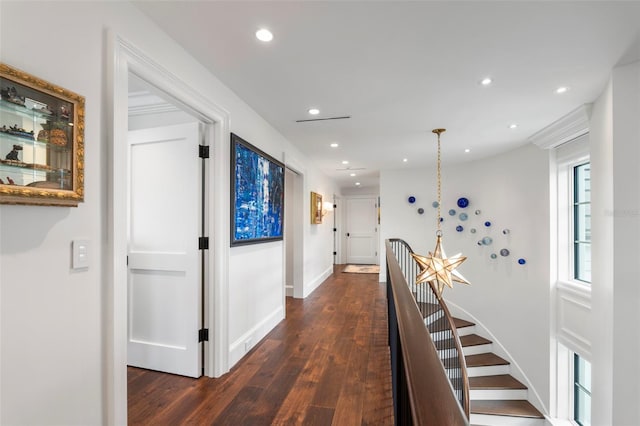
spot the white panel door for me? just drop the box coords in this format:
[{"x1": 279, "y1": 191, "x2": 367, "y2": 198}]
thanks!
[
  {"x1": 345, "y1": 197, "x2": 378, "y2": 264},
  {"x1": 127, "y1": 122, "x2": 202, "y2": 378}
]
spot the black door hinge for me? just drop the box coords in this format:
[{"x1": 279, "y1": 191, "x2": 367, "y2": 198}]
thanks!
[
  {"x1": 333, "y1": 204, "x2": 337, "y2": 209},
  {"x1": 199, "y1": 237, "x2": 209, "y2": 250},
  {"x1": 333, "y1": 228, "x2": 337, "y2": 232},
  {"x1": 199, "y1": 145, "x2": 210, "y2": 159},
  {"x1": 333, "y1": 251, "x2": 337, "y2": 255},
  {"x1": 198, "y1": 328, "x2": 209, "y2": 342}
]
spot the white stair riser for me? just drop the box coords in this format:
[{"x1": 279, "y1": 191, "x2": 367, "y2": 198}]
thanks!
[
  {"x1": 429, "y1": 325, "x2": 477, "y2": 340},
  {"x1": 467, "y1": 364, "x2": 510, "y2": 377},
  {"x1": 470, "y1": 389, "x2": 528, "y2": 400},
  {"x1": 430, "y1": 330, "x2": 452, "y2": 342},
  {"x1": 470, "y1": 413, "x2": 546, "y2": 426},
  {"x1": 438, "y1": 342, "x2": 492, "y2": 357},
  {"x1": 462, "y1": 343, "x2": 493, "y2": 356},
  {"x1": 456, "y1": 325, "x2": 476, "y2": 337},
  {"x1": 424, "y1": 311, "x2": 444, "y2": 326}
]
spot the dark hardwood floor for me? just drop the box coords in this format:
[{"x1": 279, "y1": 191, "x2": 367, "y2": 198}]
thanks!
[{"x1": 128, "y1": 266, "x2": 394, "y2": 425}]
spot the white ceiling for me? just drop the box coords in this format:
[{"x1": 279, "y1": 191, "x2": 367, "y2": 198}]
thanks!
[{"x1": 133, "y1": 1, "x2": 640, "y2": 191}]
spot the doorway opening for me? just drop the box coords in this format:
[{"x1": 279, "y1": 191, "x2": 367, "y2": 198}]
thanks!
[
  {"x1": 109, "y1": 33, "x2": 230, "y2": 425},
  {"x1": 127, "y1": 73, "x2": 207, "y2": 378},
  {"x1": 344, "y1": 196, "x2": 379, "y2": 265},
  {"x1": 284, "y1": 167, "x2": 304, "y2": 298}
]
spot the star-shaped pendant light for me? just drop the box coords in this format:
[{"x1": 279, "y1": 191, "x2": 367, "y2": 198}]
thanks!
[
  {"x1": 413, "y1": 235, "x2": 470, "y2": 297},
  {"x1": 411, "y1": 129, "x2": 470, "y2": 298}
]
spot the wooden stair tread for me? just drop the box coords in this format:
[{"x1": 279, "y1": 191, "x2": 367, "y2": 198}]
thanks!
[
  {"x1": 470, "y1": 400, "x2": 544, "y2": 418},
  {"x1": 427, "y1": 316, "x2": 474, "y2": 333},
  {"x1": 414, "y1": 300, "x2": 440, "y2": 318},
  {"x1": 453, "y1": 317, "x2": 474, "y2": 329},
  {"x1": 465, "y1": 353, "x2": 510, "y2": 367},
  {"x1": 435, "y1": 334, "x2": 491, "y2": 350},
  {"x1": 469, "y1": 374, "x2": 527, "y2": 390}
]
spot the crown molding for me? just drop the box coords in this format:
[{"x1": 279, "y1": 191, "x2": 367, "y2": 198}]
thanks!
[
  {"x1": 528, "y1": 104, "x2": 592, "y2": 149},
  {"x1": 128, "y1": 90, "x2": 180, "y2": 116}
]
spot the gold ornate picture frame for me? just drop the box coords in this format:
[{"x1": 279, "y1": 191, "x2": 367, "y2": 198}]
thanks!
[
  {"x1": 311, "y1": 191, "x2": 323, "y2": 224},
  {"x1": 0, "y1": 63, "x2": 85, "y2": 206}
]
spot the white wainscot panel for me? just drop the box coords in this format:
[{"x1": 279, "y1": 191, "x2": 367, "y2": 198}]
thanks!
[{"x1": 557, "y1": 284, "x2": 592, "y2": 358}]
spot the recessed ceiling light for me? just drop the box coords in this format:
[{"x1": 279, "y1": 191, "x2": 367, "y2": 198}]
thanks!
[
  {"x1": 255, "y1": 28, "x2": 273, "y2": 42},
  {"x1": 350, "y1": 173, "x2": 356, "y2": 177},
  {"x1": 481, "y1": 77, "x2": 492, "y2": 86},
  {"x1": 308, "y1": 108, "x2": 320, "y2": 115},
  {"x1": 330, "y1": 143, "x2": 339, "y2": 148},
  {"x1": 342, "y1": 160, "x2": 349, "y2": 165},
  {"x1": 509, "y1": 123, "x2": 518, "y2": 129},
  {"x1": 355, "y1": 182, "x2": 361, "y2": 186},
  {"x1": 464, "y1": 148, "x2": 470, "y2": 153},
  {"x1": 403, "y1": 158, "x2": 408, "y2": 163},
  {"x1": 556, "y1": 86, "x2": 569, "y2": 94}
]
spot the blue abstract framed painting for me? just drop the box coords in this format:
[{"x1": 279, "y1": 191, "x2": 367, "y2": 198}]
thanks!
[{"x1": 231, "y1": 133, "x2": 284, "y2": 246}]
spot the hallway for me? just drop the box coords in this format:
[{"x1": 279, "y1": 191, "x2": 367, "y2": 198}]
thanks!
[{"x1": 128, "y1": 267, "x2": 394, "y2": 425}]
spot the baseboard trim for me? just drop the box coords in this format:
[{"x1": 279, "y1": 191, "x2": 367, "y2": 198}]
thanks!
[
  {"x1": 228, "y1": 305, "x2": 284, "y2": 368},
  {"x1": 303, "y1": 265, "x2": 333, "y2": 298}
]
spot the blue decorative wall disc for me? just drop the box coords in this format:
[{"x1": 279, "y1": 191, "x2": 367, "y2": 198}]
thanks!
[
  {"x1": 457, "y1": 197, "x2": 469, "y2": 208},
  {"x1": 449, "y1": 209, "x2": 456, "y2": 216},
  {"x1": 518, "y1": 258, "x2": 526, "y2": 265},
  {"x1": 432, "y1": 201, "x2": 439, "y2": 208},
  {"x1": 408, "y1": 196, "x2": 416, "y2": 203},
  {"x1": 484, "y1": 221, "x2": 491, "y2": 227},
  {"x1": 456, "y1": 225, "x2": 464, "y2": 232},
  {"x1": 459, "y1": 212, "x2": 468, "y2": 221}
]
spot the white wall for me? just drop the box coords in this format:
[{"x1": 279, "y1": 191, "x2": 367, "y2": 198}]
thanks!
[
  {"x1": 303, "y1": 168, "x2": 336, "y2": 297},
  {"x1": 380, "y1": 143, "x2": 551, "y2": 411},
  {"x1": 590, "y1": 60, "x2": 640, "y2": 426},
  {"x1": 588, "y1": 78, "x2": 614, "y2": 426},
  {"x1": 610, "y1": 61, "x2": 640, "y2": 426},
  {"x1": 0, "y1": 1, "x2": 336, "y2": 424}
]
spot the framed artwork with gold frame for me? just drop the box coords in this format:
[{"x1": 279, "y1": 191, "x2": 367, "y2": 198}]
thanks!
[
  {"x1": 0, "y1": 63, "x2": 85, "y2": 206},
  {"x1": 311, "y1": 191, "x2": 323, "y2": 224}
]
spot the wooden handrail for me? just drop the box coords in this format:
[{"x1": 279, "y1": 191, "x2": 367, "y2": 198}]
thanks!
[
  {"x1": 389, "y1": 238, "x2": 471, "y2": 419},
  {"x1": 386, "y1": 240, "x2": 469, "y2": 425}
]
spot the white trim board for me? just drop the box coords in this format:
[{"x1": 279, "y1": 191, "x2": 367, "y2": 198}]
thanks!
[{"x1": 107, "y1": 31, "x2": 230, "y2": 426}]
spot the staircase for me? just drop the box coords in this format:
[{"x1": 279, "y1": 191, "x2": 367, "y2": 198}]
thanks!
[
  {"x1": 431, "y1": 315, "x2": 546, "y2": 426},
  {"x1": 389, "y1": 239, "x2": 546, "y2": 425}
]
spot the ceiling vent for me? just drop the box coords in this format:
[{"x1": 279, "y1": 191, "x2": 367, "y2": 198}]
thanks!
[{"x1": 296, "y1": 116, "x2": 351, "y2": 123}]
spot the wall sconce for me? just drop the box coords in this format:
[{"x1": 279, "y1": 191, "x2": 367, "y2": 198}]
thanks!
[
  {"x1": 311, "y1": 193, "x2": 334, "y2": 224},
  {"x1": 322, "y1": 201, "x2": 334, "y2": 218}
]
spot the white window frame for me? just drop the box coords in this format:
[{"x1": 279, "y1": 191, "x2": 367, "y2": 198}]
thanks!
[
  {"x1": 556, "y1": 345, "x2": 592, "y2": 426},
  {"x1": 572, "y1": 162, "x2": 591, "y2": 284},
  {"x1": 556, "y1": 135, "x2": 591, "y2": 292},
  {"x1": 551, "y1": 134, "x2": 592, "y2": 423},
  {"x1": 529, "y1": 105, "x2": 593, "y2": 423},
  {"x1": 572, "y1": 352, "x2": 592, "y2": 426}
]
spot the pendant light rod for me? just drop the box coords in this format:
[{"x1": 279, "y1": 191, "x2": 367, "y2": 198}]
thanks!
[{"x1": 432, "y1": 128, "x2": 446, "y2": 235}]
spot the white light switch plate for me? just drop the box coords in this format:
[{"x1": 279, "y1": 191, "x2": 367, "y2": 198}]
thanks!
[{"x1": 72, "y1": 239, "x2": 90, "y2": 270}]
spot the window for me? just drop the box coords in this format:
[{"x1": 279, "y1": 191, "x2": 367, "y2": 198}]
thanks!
[
  {"x1": 574, "y1": 353, "x2": 591, "y2": 426},
  {"x1": 573, "y1": 163, "x2": 591, "y2": 282}
]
